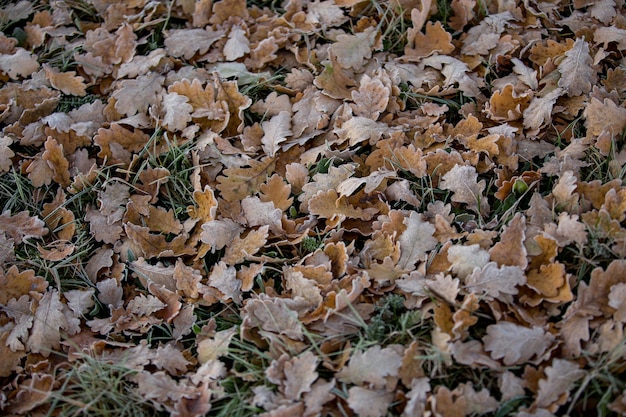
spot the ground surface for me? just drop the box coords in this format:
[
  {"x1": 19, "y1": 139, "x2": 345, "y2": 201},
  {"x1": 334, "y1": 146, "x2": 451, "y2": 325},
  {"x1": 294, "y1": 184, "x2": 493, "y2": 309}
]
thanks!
[{"x1": 1, "y1": 0, "x2": 626, "y2": 416}]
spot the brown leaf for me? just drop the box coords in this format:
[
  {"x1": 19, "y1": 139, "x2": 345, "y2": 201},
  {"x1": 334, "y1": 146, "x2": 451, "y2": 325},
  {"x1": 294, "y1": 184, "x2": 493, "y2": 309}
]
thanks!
[
  {"x1": 488, "y1": 213, "x2": 528, "y2": 268},
  {"x1": 347, "y1": 387, "x2": 394, "y2": 417},
  {"x1": 222, "y1": 225, "x2": 269, "y2": 265},
  {"x1": 208, "y1": 261, "x2": 241, "y2": 303},
  {"x1": 440, "y1": 164, "x2": 489, "y2": 216},
  {"x1": 94, "y1": 124, "x2": 151, "y2": 166},
  {"x1": 42, "y1": 137, "x2": 71, "y2": 186},
  {"x1": 535, "y1": 359, "x2": 586, "y2": 410},
  {"x1": 557, "y1": 38, "x2": 596, "y2": 97},
  {"x1": 336, "y1": 345, "x2": 402, "y2": 388},
  {"x1": 465, "y1": 262, "x2": 526, "y2": 301},
  {"x1": 397, "y1": 211, "x2": 438, "y2": 270},
  {"x1": 484, "y1": 322, "x2": 555, "y2": 365},
  {"x1": 261, "y1": 111, "x2": 292, "y2": 158},
  {"x1": 405, "y1": 21, "x2": 454, "y2": 59},
  {"x1": 44, "y1": 64, "x2": 87, "y2": 96},
  {"x1": 111, "y1": 73, "x2": 164, "y2": 116},
  {"x1": 197, "y1": 325, "x2": 237, "y2": 364},
  {"x1": 164, "y1": 28, "x2": 226, "y2": 59},
  {"x1": 0, "y1": 210, "x2": 48, "y2": 244},
  {"x1": 27, "y1": 289, "x2": 69, "y2": 356}
]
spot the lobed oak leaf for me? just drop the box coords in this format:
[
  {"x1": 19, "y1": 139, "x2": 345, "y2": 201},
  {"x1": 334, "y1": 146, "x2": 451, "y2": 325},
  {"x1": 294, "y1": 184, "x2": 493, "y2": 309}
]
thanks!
[
  {"x1": 313, "y1": 52, "x2": 356, "y2": 99},
  {"x1": 484, "y1": 322, "x2": 555, "y2": 365},
  {"x1": 337, "y1": 169, "x2": 396, "y2": 197},
  {"x1": 161, "y1": 92, "x2": 193, "y2": 132},
  {"x1": 336, "y1": 345, "x2": 402, "y2": 388},
  {"x1": 397, "y1": 211, "x2": 437, "y2": 270},
  {"x1": 42, "y1": 137, "x2": 71, "y2": 187},
  {"x1": 308, "y1": 189, "x2": 379, "y2": 221},
  {"x1": 524, "y1": 262, "x2": 573, "y2": 306},
  {"x1": 164, "y1": 28, "x2": 226, "y2": 59},
  {"x1": 485, "y1": 84, "x2": 531, "y2": 122},
  {"x1": 241, "y1": 196, "x2": 283, "y2": 233},
  {"x1": 523, "y1": 88, "x2": 564, "y2": 131},
  {"x1": 27, "y1": 289, "x2": 69, "y2": 356},
  {"x1": 267, "y1": 351, "x2": 319, "y2": 400},
  {"x1": 331, "y1": 26, "x2": 379, "y2": 70},
  {"x1": 351, "y1": 73, "x2": 390, "y2": 120},
  {"x1": 261, "y1": 111, "x2": 292, "y2": 157},
  {"x1": 347, "y1": 387, "x2": 394, "y2": 417},
  {"x1": 208, "y1": 261, "x2": 241, "y2": 303},
  {"x1": 557, "y1": 38, "x2": 595, "y2": 97},
  {"x1": 127, "y1": 293, "x2": 167, "y2": 317},
  {"x1": 594, "y1": 26, "x2": 626, "y2": 50},
  {"x1": 535, "y1": 359, "x2": 586, "y2": 409},
  {"x1": 0, "y1": 135, "x2": 14, "y2": 172},
  {"x1": 447, "y1": 244, "x2": 490, "y2": 279},
  {"x1": 489, "y1": 213, "x2": 528, "y2": 268},
  {"x1": 5, "y1": 373, "x2": 54, "y2": 414},
  {"x1": 43, "y1": 65, "x2": 87, "y2": 96},
  {"x1": 260, "y1": 174, "x2": 293, "y2": 211},
  {"x1": 124, "y1": 223, "x2": 195, "y2": 259},
  {"x1": 200, "y1": 218, "x2": 243, "y2": 252},
  {"x1": 111, "y1": 73, "x2": 164, "y2": 116},
  {"x1": 335, "y1": 117, "x2": 389, "y2": 146},
  {"x1": 197, "y1": 325, "x2": 237, "y2": 364},
  {"x1": 0, "y1": 210, "x2": 47, "y2": 244},
  {"x1": 583, "y1": 97, "x2": 626, "y2": 139},
  {"x1": 440, "y1": 164, "x2": 489, "y2": 216},
  {"x1": 223, "y1": 26, "x2": 250, "y2": 61},
  {"x1": 0, "y1": 48, "x2": 39, "y2": 79},
  {"x1": 153, "y1": 343, "x2": 191, "y2": 375},
  {"x1": 216, "y1": 156, "x2": 275, "y2": 202},
  {"x1": 465, "y1": 262, "x2": 526, "y2": 300},
  {"x1": 94, "y1": 124, "x2": 151, "y2": 166},
  {"x1": 405, "y1": 21, "x2": 454, "y2": 60},
  {"x1": 222, "y1": 225, "x2": 269, "y2": 265},
  {"x1": 241, "y1": 294, "x2": 304, "y2": 341},
  {"x1": 5, "y1": 295, "x2": 33, "y2": 351}
]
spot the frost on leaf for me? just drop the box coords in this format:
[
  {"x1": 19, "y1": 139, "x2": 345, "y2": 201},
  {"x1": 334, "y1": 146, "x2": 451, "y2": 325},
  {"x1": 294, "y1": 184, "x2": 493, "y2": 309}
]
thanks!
[
  {"x1": 336, "y1": 345, "x2": 402, "y2": 388},
  {"x1": 164, "y1": 28, "x2": 225, "y2": 59},
  {"x1": 26, "y1": 290, "x2": 69, "y2": 356},
  {"x1": 397, "y1": 212, "x2": 437, "y2": 270},
  {"x1": 440, "y1": 164, "x2": 489, "y2": 216},
  {"x1": 483, "y1": 322, "x2": 554, "y2": 365},
  {"x1": 557, "y1": 38, "x2": 596, "y2": 97}
]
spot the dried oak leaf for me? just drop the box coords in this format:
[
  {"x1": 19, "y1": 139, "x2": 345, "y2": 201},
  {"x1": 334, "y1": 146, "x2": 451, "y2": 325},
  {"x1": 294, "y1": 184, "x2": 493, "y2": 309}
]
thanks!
[
  {"x1": 200, "y1": 218, "x2": 243, "y2": 252},
  {"x1": 5, "y1": 295, "x2": 33, "y2": 351},
  {"x1": 583, "y1": 97, "x2": 626, "y2": 139},
  {"x1": 216, "y1": 156, "x2": 276, "y2": 202},
  {"x1": 161, "y1": 92, "x2": 193, "y2": 132},
  {"x1": 397, "y1": 211, "x2": 437, "y2": 270},
  {"x1": 483, "y1": 322, "x2": 555, "y2": 366},
  {"x1": 313, "y1": 52, "x2": 356, "y2": 99},
  {"x1": 43, "y1": 64, "x2": 87, "y2": 96},
  {"x1": 261, "y1": 110, "x2": 292, "y2": 158},
  {"x1": 0, "y1": 48, "x2": 39, "y2": 79},
  {"x1": 266, "y1": 351, "x2": 319, "y2": 400},
  {"x1": 351, "y1": 73, "x2": 391, "y2": 120},
  {"x1": 111, "y1": 73, "x2": 164, "y2": 116},
  {"x1": 94, "y1": 124, "x2": 151, "y2": 166},
  {"x1": 0, "y1": 210, "x2": 47, "y2": 244},
  {"x1": 27, "y1": 289, "x2": 69, "y2": 356},
  {"x1": 485, "y1": 84, "x2": 531, "y2": 122},
  {"x1": 124, "y1": 223, "x2": 195, "y2": 259},
  {"x1": 447, "y1": 244, "x2": 490, "y2": 279},
  {"x1": 5, "y1": 373, "x2": 54, "y2": 414},
  {"x1": 440, "y1": 164, "x2": 489, "y2": 216},
  {"x1": 222, "y1": 225, "x2": 269, "y2": 265},
  {"x1": 405, "y1": 21, "x2": 454, "y2": 60},
  {"x1": 241, "y1": 196, "x2": 282, "y2": 233},
  {"x1": 347, "y1": 387, "x2": 394, "y2": 417},
  {"x1": 42, "y1": 137, "x2": 71, "y2": 186},
  {"x1": 535, "y1": 359, "x2": 586, "y2": 410},
  {"x1": 523, "y1": 88, "x2": 564, "y2": 131},
  {"x1": 0, "y1": 135, "x2": 14, "y2": 172},
  {"x1": 241, "y1": 294, "x2": 304, "y2": 342},
  {"x1": 465, "y1": 262, "x2": 526, "y2": 301},
  {"x1": 208, "y1": 261, "x2": 241, "y2": 303},
  {"x1": 308, "y1": 189, "x2": 379, "y2": 221},
  {"x1": 557, "y1": 38, "x2": 595, "y2": 97},
  {"x1": 164, "y1": 28, "x2": 226, "y2": 60},
  {"x1": 489, "y1": 213, "x2": 527, "y2": 268},
  {"x1": 331, "y1": 26, "x2": 379, "y2": 71},
  {"x1": 336, "y1": 345, "x2": 402, "y2": 388},
  {"x1": 224, "y1": 26, "x2": 250, "y2": 61},
  {"x1": 197, "y1": 325, "x2": 237, "y2": 364},
  {"x1": 260, "y1": 174, "x2": 293, "y2": 211}
]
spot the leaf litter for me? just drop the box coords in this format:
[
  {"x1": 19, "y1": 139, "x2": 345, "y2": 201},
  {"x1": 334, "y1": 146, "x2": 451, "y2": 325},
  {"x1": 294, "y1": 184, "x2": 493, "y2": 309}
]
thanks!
[{"x1": 1, "y1": 0, "x2": 626, "y2": 416}]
